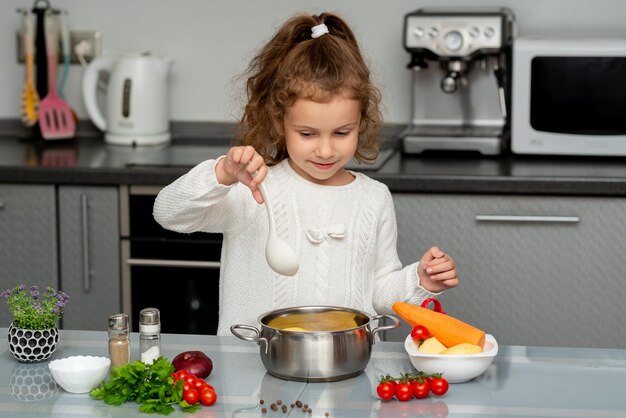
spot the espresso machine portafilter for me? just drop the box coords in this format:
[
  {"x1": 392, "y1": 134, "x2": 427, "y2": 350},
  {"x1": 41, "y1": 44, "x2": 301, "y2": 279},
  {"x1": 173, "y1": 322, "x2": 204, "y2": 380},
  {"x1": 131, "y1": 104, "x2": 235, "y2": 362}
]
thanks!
[{"x1": 402, "y1": 8, "x2": 515, "y2": 155}]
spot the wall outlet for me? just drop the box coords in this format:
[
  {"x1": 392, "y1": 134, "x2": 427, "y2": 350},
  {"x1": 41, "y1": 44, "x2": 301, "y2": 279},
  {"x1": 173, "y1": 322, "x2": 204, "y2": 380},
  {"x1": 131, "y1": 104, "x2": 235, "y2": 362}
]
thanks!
[{"x1": 16, "y1": 30, "x2": 102, "y2": 64}]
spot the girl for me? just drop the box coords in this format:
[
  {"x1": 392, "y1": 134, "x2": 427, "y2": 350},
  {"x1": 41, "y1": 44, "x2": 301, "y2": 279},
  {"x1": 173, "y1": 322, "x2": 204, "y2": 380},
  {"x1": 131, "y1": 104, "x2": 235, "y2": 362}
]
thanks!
[{"x1": 153, "y1": 12, "x2": 458, "y2": 336}]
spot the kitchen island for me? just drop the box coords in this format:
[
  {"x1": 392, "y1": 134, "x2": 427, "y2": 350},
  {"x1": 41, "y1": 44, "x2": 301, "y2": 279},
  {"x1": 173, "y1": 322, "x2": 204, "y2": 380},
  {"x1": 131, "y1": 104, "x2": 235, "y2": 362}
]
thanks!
[{"x1": 1, "y1": 328, "x2": 625, "y2": 417}]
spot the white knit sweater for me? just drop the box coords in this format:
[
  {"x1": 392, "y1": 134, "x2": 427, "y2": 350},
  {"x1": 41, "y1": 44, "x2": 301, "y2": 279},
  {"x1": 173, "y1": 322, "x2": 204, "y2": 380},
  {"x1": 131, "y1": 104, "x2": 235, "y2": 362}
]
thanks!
[{"x1": 153, "y1": 158, "x2": 437, "y2": 335}]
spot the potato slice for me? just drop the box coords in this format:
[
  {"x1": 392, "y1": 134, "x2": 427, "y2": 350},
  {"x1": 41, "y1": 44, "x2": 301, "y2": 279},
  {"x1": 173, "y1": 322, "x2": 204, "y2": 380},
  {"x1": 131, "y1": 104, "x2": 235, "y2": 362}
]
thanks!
[
  {"x1": 442, "y1": 343, "x2": 483, "y2": 355},
  {"x1": 417, "y1": 337, "x2": 447, "y2": 354}
]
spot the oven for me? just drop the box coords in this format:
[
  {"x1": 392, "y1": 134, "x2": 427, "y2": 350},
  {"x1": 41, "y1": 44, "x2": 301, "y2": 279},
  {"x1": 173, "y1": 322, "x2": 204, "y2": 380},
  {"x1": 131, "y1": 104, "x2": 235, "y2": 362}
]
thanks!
[{"x1": 119, "y1": 185, "x2": 222, "y2": 334}]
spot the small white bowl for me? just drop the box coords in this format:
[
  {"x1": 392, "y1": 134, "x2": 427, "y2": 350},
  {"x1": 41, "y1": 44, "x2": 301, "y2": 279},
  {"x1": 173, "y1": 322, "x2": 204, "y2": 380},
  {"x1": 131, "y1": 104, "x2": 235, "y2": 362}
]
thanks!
[
  {"x1": 48, "y1": 355, "x2": 110, "y2": 394},
  {"x1": 404, "y1": 334, "x2": 498, "y2": 383}
]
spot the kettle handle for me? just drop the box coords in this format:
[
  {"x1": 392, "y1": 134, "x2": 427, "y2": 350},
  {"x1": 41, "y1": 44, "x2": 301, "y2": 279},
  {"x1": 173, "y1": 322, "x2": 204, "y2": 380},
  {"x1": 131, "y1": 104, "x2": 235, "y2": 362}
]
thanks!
[{"x1": 81, "y1": 55, "x2": 115, "y2": 131}]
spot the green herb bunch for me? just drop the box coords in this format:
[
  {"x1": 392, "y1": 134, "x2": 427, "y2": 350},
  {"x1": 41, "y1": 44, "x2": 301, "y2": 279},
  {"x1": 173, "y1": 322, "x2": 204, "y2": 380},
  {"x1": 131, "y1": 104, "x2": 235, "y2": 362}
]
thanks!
[
  {"x1": 1, "y1": 284, "x2": 70, "y2": 329},
  {"x1": 90, "y1": 357, "x2": 201, "y2": 415}
]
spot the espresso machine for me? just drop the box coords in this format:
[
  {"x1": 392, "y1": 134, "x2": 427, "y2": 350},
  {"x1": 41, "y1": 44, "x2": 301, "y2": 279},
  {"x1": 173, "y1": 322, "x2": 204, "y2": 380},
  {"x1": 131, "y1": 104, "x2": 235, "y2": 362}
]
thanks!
[{"x1": 402, "y1": 8, "x2": 515, "y2": 155}]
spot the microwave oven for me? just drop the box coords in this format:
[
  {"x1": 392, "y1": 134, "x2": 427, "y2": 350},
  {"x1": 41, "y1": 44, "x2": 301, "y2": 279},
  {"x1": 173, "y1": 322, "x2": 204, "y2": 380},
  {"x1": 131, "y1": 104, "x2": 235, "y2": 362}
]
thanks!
[{"x1": 511, "y1": 35, "x2": 626, "y2": 156}]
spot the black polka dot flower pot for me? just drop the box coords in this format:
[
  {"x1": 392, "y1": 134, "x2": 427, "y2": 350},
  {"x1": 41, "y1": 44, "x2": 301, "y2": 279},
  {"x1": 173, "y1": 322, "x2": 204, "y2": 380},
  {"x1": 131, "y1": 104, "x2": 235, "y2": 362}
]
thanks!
[{"x1": 7, "y1": 323, "x2": 59, "y2": 363}]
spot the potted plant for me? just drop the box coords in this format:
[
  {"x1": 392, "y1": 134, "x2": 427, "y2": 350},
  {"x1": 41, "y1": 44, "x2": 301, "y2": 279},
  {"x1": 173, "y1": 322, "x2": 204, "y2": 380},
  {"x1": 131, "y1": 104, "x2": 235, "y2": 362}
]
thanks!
[{"x1": 1, "y1": 284, "x2": 70, "y2": 363}]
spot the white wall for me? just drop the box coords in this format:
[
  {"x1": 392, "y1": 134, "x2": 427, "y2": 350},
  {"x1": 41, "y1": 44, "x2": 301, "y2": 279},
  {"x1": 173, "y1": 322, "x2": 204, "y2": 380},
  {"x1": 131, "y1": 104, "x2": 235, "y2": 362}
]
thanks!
[{"x1": 3, "y1": 0, "x2": 626, "y2": 125}]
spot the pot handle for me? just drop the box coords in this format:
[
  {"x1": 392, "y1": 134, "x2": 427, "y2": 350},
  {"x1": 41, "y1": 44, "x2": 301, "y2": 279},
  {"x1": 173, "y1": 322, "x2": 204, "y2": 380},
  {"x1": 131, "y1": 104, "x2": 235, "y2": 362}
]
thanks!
[
  {"x1": 230, "y1": 324, "x2": 269, "y2": 354},
  {"x1": 369, "y1": 314, "x2": 400, "y2": 342}
]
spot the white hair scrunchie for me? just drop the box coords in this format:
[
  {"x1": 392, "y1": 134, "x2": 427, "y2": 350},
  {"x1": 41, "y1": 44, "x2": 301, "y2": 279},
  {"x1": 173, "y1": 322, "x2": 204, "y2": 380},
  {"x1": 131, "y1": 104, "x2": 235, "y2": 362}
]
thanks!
[{"x1": 311, "y1": 23, "x2": 329, "y2": 39}]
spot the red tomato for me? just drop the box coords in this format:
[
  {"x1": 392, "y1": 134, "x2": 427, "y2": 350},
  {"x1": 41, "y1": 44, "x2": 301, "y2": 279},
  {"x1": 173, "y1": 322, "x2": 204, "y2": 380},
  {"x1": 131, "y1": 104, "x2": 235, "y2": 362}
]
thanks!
[
  {"x1": 185, "y1": 375, "x2": 197, "y2": 385},
  {"x1": 430, "y1": 377, "x2": 449, "y2": 396},
  {"x1": 183, "y1": 382, "x2": 193, "y2": 393},
  {"x1": 194, "y1": 379, "x2": 207, "y2": 391},
  {"x1": 412, "y1": 380, "x2": 430, "y2": 399},
  {"x1": 200, "y1": 388, "x2": 218, "y2": 406},
  {"x1": 376, "y1": 381, "x2": 395, "y2": 401},
  {"x1": 183, "y1": 388, "x2": 200, "y2": 405},
  {"x1": 176, "y1": 370, "x2": 189, "y2": 381},
  {"x1": 410, "y1": 325, "x2": 430, "y2": 344},
  {"x1": 395, "y1": 382, "x2": 413, "y2": 402}
]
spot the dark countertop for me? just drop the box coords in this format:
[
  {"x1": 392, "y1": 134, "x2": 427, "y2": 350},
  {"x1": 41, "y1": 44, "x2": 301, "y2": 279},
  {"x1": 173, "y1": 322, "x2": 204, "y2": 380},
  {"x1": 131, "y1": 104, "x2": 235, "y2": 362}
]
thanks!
[{"x1": 2, "y1": 123, "x2": 626, "y2": 196}]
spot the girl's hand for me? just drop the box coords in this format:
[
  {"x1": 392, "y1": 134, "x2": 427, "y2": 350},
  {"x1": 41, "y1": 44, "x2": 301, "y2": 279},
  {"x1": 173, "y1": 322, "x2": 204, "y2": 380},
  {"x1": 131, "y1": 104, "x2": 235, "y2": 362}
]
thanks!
[
  {"x1": 216, "y1": 146, "x2": 268, "y2": 203},
  {"x1": 417, "y1": 247, "x2": 458, "y2": 293}
]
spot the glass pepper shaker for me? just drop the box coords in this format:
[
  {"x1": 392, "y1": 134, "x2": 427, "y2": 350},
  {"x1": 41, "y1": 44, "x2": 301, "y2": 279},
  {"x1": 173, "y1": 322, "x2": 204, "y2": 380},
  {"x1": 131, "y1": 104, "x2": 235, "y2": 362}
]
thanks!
[
  {"x1": 108, "y1": 313, "x2": 130, "y2": 369},
  {"x1": 139, "y1": 307, "x2": 161, "y2": 364}
]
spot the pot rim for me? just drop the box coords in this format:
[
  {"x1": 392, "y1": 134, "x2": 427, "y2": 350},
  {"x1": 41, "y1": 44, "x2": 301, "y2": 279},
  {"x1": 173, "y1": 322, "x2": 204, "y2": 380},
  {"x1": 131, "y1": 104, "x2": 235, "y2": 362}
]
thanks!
[{"x1": 257, "y1": 305, "x2": 373, "y2": 334}]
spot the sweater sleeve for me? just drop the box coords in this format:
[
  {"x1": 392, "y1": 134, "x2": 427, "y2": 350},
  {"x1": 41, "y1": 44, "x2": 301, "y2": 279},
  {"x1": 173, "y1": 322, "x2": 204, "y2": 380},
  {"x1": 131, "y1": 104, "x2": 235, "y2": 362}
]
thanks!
[
  {"x1": 153, "y1": 158, "x2": 258, "y2": 235},
  {"x1": 372, "y1": 190, "x2": 440, "y2": 315}
]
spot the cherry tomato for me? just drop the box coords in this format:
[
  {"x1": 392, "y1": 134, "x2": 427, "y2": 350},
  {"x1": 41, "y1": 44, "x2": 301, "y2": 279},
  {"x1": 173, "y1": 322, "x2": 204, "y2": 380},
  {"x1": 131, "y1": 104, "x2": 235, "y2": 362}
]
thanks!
[
  {"x1": 176, "y1": 370, "x2": 189, "y2": 381},
  {"x1": 185, "y1": 375, "x2": 197, "y2": 385},
  {"x1": 429, "y1": 377, "x2": 449, "y2": 396},
  {"x1": 412, "y1": 380, "x2": 430, "y2": 399},
  {"x1": 194, "y1": 379, "x2": 207, "y2": 391},
  {"x1": 183, "y1": 388, "x2": 200, "y2": 405},
  {"x1": 183, "y1": 382, "x2": 193, "y2": 393},
  {"x1": 376, "y1": 381, "x2": 395, "y2": 401},
  {"x1": 200, "y1": 388, "x2": 218, "y2": 406},
  {"x1": 410, "y1": 325, "x2": 430, "y2": 344},
  {"x1": 395, "y1": 382, "x2": 413, "y2": 402}
]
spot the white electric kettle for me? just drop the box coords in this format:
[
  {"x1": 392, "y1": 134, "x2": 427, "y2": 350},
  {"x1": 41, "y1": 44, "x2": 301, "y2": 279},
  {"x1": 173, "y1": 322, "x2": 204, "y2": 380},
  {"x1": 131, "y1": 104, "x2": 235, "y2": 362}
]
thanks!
[{"x1": 82, "y1": 52, "x2": 173, "y2": 146}]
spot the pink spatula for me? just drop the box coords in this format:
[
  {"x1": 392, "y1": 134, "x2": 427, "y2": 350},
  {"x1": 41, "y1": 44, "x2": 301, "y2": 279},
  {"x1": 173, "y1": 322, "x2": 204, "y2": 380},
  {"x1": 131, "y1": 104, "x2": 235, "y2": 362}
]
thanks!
[{"x1": 39, "y1": 11, "x2": 75, "y2": 140}]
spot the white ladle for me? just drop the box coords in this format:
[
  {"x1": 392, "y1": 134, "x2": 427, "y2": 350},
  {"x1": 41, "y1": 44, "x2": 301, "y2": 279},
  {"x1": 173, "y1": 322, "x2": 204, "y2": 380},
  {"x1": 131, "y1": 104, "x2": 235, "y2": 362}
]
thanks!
[{"x1": 258, "y1": 181, "x2": 299, "y2": 276}]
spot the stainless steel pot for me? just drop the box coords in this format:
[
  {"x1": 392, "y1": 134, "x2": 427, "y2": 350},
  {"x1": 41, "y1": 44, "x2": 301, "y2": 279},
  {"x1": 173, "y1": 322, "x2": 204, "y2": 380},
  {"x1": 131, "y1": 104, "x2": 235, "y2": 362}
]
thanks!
[{"x1": 230, "y1": 305, "x2": 400, "y2": 382}]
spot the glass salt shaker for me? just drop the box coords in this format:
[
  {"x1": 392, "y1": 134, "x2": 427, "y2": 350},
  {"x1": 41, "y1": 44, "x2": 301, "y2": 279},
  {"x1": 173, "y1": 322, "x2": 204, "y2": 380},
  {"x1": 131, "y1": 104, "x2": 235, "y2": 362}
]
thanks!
[
  {"x1": 108, "y1": 313, "x2": 130, "y2": 368},
  {"x1": 139, "y1": 307, "x2": 161, "y2": 364}
]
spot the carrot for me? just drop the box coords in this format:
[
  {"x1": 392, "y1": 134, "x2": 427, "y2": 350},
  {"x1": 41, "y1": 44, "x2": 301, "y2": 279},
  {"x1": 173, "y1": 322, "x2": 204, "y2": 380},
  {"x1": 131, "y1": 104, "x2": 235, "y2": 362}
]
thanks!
[{"x1": 393, "y1": 301, "x2": 486, "y2": 349}]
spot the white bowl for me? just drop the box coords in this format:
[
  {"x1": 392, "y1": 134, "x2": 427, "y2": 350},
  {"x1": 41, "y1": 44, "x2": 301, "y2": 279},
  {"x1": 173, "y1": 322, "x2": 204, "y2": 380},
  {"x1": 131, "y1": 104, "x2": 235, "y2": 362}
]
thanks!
[
  {"x1": 404, "y1": 334, "x2": 498, "y2": 383},
  {"x1": 48, "y1": 355, "x2": 110, "y2": 394}
]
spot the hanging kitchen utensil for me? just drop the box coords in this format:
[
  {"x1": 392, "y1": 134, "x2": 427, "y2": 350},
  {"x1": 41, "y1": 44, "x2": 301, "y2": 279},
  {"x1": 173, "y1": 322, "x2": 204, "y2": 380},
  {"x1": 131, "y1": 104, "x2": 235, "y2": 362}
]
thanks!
[
  {"x1": 18, "y1": 9, "x2": 39, "y2": 127},
  {"x1": 32, "y1": 0, "x2": 49, "y2": 100},
  {"x1": 57, "y1": 10, "x2": 79, "y2": 124},
  {"x1": 38, "y1": 9, "x2": 76, "y2": 140}
]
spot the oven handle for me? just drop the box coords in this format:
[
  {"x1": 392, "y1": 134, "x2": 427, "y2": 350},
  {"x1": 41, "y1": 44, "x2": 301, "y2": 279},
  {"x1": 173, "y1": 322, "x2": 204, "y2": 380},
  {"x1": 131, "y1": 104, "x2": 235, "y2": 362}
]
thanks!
[
  {"x1": 126, "y1": 258, "x2": 221, "y2": 269},
  {"x1": 475, "y1": 215, "x2": 580, "y2": 223}
]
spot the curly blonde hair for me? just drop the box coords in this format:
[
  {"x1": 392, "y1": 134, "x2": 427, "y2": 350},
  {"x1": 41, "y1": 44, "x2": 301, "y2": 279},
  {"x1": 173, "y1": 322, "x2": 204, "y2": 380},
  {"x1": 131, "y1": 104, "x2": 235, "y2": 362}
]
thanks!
[{"x1": 237, "y1": 12, "x2": 383, "y2": 165}]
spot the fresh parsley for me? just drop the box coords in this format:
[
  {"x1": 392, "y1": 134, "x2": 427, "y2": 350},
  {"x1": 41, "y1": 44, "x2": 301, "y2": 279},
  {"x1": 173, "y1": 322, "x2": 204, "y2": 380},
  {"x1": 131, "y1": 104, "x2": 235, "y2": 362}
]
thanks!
[{"x1": 90, "y1": 357, "x2": 201, "y2": 415}]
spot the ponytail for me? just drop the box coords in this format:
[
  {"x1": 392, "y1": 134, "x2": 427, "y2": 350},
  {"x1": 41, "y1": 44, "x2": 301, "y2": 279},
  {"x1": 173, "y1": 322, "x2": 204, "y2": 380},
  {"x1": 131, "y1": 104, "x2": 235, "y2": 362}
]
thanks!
[{"x1": 238, "y1": 12, "x2": 382, "y2": 165}]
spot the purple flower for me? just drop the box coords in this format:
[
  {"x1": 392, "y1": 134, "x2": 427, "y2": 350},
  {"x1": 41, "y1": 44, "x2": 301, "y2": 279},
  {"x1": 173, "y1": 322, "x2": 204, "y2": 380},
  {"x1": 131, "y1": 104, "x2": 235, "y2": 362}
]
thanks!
[
  {"x1": 30, "y1": 287, "x2": 40, "y2": 300},
  {"x1": 0, "y1": 290, "x2": 10, "y2": 298}
]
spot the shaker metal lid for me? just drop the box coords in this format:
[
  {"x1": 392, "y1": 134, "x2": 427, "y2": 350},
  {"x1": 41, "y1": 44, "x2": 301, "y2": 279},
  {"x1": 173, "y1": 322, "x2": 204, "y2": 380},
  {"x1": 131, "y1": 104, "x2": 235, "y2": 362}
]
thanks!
[
  {"x1": 140, "y1": 307, "x2": 160, "y2": 325},
  {"x1": 109, "y1": 313, "x2": 129, "y2": 330}
]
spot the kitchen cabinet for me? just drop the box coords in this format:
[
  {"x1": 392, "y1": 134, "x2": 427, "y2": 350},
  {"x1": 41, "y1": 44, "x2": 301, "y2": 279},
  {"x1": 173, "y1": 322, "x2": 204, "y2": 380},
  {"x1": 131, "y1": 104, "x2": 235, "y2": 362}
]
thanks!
[
  {"x1": 58, "y1": 186, "x2": 120, "y2": 331},
  {"x1": 0, "y1": 184, "x2": 58, "y2": 325},
  {"x1": 388, "y1": 193, "x2": 626, "y2": 349}
]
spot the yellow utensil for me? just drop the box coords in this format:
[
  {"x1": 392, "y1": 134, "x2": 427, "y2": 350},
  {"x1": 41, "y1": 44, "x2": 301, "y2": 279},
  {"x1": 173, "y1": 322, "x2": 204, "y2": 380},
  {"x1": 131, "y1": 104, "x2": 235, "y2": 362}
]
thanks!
[{"x1": 20, "y1": 11, "x2": 40, "y2": 127}]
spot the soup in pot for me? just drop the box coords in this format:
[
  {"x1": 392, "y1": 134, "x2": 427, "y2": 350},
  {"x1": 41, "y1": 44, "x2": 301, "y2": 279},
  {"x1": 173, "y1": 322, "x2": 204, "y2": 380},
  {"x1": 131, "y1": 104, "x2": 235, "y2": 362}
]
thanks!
[{"x1": 266, "y1": 310, "x2": 367, "y2": 332}]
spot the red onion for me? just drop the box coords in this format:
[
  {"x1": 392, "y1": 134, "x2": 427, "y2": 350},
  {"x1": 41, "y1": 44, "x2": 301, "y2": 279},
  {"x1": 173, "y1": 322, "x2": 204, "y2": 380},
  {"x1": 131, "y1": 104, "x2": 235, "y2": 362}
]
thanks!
[{"x1": 172, "y1": 351, "x2": 213, "y2": 379}]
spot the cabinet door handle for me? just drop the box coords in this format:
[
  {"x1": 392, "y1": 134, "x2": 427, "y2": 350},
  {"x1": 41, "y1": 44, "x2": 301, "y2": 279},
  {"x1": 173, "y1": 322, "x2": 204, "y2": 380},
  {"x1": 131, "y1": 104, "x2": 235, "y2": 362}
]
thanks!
[
  {"x1": 81, "y1": 194, "x2": 92, "y2": 292},
  {"x1": 126, "y1": 258, "x2": 221, "y2": 269},
  {"x1": 475, "y1": 215, "x2": 580, "y2": 223}
]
